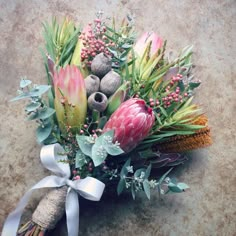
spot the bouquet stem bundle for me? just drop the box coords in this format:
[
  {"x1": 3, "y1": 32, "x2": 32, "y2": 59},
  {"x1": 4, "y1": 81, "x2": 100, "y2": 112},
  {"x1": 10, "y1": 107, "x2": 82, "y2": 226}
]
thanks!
[{"x1": 18, "y1": 187, "x2": 68, "y2": 236}]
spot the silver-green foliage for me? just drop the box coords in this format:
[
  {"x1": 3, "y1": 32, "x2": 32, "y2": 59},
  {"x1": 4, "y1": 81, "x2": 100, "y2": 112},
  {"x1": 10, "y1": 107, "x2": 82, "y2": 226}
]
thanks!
[
  {"x1": 76, "y1": 130, "x2": 124, "y2": 168},
  {"x1": 117, "y1": 161, "x2": 189, "y2": 200},
  {"x1": 11, "y1": 78, "x2": 56, "y2": 144}
]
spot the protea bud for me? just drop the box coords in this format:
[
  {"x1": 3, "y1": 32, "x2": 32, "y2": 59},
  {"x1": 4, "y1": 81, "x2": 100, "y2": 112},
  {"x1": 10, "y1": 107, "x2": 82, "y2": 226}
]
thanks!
[
  {"x1": 103, "y1": 98, "x2": 155, "y2": 153},
  {"x1": 53, "y1": 65, "x2": 87, "y2": 134},
  {"x1": 134, "y1": 32, "x2": 163, "y2": 58}
]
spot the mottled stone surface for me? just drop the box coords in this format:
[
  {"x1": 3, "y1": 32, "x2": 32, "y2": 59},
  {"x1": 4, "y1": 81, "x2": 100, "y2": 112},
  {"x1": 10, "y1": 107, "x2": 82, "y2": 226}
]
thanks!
[{"x1": 0, "y1": 0, "x2": 235, "y2": 235}]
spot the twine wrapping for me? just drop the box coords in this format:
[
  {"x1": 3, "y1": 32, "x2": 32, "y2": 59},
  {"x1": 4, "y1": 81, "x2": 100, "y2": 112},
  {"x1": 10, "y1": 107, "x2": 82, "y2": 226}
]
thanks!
[{"x1": 32, "y1": 186, "x2": 68, "y2": 230}]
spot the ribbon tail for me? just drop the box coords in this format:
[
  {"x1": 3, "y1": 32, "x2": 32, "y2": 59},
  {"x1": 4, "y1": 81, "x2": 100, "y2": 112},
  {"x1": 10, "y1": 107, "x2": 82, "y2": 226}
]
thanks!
[
  {"x1": 66, "y1": 189, "x2": 80, "y2": 236},
  {"x1": 1, "y1": 175, "x2": 66, "y2": 236}
]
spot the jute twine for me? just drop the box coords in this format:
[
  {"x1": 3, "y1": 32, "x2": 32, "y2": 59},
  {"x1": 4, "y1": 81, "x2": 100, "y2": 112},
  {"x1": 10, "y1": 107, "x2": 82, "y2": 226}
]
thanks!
[{"x1": 32, "y1": 186, "x2": 68, "y2": 230}]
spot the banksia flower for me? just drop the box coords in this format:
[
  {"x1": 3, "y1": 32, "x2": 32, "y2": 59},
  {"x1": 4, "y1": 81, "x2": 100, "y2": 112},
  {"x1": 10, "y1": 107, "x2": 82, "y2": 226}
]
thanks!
[
  {"x1": 153, "y1": 115, "x2": 212, "y2": 153},
  {"x1": 53, "y1": 65, "x2": 87, "y2": 134},
  {"x1": 103, "y1": 98, "x2": 155, "y2": 153}
]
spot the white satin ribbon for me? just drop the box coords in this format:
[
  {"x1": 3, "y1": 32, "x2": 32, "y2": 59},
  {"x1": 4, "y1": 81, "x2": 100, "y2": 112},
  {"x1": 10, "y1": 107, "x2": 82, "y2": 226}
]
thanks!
[{"x1": 1, "y1": 143, "x2": 105, "y2": 236}]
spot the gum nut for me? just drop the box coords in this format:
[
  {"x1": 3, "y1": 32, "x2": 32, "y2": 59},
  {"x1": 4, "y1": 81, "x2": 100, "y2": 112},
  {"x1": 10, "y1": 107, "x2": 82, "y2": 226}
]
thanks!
[
  {"x1": 100, "y1": 71, "x2": 121, "y2": 96},
  {"x1": 85, "y1": 74, "x2": 100, "y2": 96},
  {"x1": 88, "y1": 92, "x2": 108, "y2": 112},
  {"x1": 91, "y1": 53, "x2": 112, "y2": 78}
]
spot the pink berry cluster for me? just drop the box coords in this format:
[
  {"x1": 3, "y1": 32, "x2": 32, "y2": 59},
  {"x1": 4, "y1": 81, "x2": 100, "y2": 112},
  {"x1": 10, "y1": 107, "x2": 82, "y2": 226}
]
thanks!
[
  {"x1": 79, "y1": 122, "x2": 103, "y2": 139},
  {"x1": 148, "y1": 98, "x2": 160, "y2": 107},
  {"x1": 80, "y1": 19, "x2": 114, "y2": 67},
  {"x1": 161, "y1": 74, "x2": 188, "y2": 108}
]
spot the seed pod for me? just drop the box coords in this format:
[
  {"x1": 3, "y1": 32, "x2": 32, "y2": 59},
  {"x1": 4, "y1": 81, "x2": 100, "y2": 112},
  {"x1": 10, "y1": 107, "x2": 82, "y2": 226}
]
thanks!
[
  {"x1": 91, "y1": 53, "x2": 112, "y2": 78},
  {"x1": 100, "y1": 70, "x2": 121, "y2": 96},
  {"x1": 84, "y1": 75, "x2": 100, "y2": 96},
  {"x1": 88, "y1": 92, "x2": 108, "y2": 112}
]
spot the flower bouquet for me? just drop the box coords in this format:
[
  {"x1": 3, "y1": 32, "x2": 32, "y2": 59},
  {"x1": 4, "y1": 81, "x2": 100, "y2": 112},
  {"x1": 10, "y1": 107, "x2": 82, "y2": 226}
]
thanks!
[{"x1": 2, "y1": 13, "x2": 212, "y2": 236}]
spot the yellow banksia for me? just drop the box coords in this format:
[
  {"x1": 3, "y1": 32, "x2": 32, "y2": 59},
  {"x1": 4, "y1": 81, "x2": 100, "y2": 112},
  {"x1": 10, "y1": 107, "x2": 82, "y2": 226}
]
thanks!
[{"x1": 154, "y1": 115, "x2": 212, "y2": 153}]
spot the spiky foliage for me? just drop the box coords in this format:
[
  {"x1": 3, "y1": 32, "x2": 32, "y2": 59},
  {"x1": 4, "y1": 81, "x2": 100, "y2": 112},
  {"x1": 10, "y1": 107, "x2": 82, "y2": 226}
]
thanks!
[{"x1": 41, "y1": 17, "x2": 81, "y2": 85}]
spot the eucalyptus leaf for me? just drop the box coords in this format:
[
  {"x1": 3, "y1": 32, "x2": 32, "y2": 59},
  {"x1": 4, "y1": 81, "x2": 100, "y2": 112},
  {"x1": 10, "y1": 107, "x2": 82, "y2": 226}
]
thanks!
[
  {"x1": 134, "y1": 168, "x2": 146, "y2": 179},
  {"x1": 20, "y1": 79, "x2": 32, "y2": 88},
  {"x1": 117, "y1": 178, "x2": 125, "y2": 195},
  {"x1": 75, "y1": 150, "x2": 87, "y2": 168},
  {"x1": 36, "y1": 122, "x2": 52, "y2": 143},
  {"x1": 91, "y1": 143, "x2": 108, "y2": 167},
  {"x1": 177, "y1": 182, "x2": 189, "y2": 190},
  {"x1": 105, "y1": 144, "x2": 124, "y2": 156},
  {"x1": 76, "y1": 135, "x2": 94, "y2": 157},
  {"x1": 131, "y1": 182, "x2": 136, "y2": 200},
  {"x1": 98, "y1": 130, "x2": 124, "y2": 156},
  {"x1": 168, "y1": 182, "x2": 183, "y2": 193},
  {"x1": 120, "y1": 158, "x2": 131, "y2": 178},
  {"x1": 10, "y1": 85, "x2": 51, "y2": 102},
  {"x1": 145, "y1": 164, "x2": 152, "y2": 179},
  {"x1": 158, "y1": 168, "x2": 173, "y2": 186},
  {"x1": 31, "y1": 85, "x2": 51, "y2": 97},
  {"x1": 25, "y1": 102, "x2": 41, "y2": 112},
  {"x1": 143, "y1": 180, "x2": 151, "y2": 200},
  {"x1": 37, "y1": 107, "x2": 55, "y2": 120}
]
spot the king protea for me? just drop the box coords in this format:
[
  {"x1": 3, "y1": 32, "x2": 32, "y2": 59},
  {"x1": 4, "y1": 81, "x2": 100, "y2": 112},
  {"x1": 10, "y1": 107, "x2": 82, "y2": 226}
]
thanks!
[
  {"x1": 53, "y1": 65, "x2": 87, "y2": 134},
  {"x1": 103, "y1": 98, "x2": 155, "y2": 153}
]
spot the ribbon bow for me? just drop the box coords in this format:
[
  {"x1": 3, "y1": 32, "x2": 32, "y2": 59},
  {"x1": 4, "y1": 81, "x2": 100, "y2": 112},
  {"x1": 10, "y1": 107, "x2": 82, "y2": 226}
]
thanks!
[{"x1": 2, "y1": 143, "x2": 105, "y2": 236}]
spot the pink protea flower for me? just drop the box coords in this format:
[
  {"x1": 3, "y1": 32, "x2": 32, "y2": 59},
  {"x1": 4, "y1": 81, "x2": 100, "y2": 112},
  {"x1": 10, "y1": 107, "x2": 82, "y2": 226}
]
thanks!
[
  {"x1": 53, "y1": 65, "x2": 87, "y2": 133},
  {"x1": 103, "y1": 98, "x2": 155, "y2": 153},
  {"x1": 134, "y1": 32, "x2": 163, "y2": 58}
]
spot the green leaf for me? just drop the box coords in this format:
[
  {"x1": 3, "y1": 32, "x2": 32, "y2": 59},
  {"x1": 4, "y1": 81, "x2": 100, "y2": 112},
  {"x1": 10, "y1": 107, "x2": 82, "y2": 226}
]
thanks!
[
  {"x1": 98, "y1": 116, "x2": 107, "y2": 129},
  {"x1": 159, "y1": 106, "x2": 168, "y2": 118},
  {"x1": 168, "y1": 182, "x2": 183, "y2": 193},
  {"x1": 120, "y1": 158, "x2": 131, "y2": 178},
  {"x1": 25, "y1": 102, "x2": 41, "y2": 112},
  {"x1": 20, "y1": 79, "x2": 32, "y2": 88},
  {"x1": 36, "y1": 122, "x2": 52, "y2": 143},
  {"x1": 91, "y1": 142, "x2": 108, "y2": 167},
  {"x1": 177, "y1": 182, "x2": 189, "y2": 190},
  {"x1": 99, "y1": 130, "x2": 124, "y2": 156},
  {"x1": 75, "y1": 150, "x2": 87, "y2": 168},
  {"x1": 143, "y1": 180, "x2": 151, "y2": 200},
  {"x1": 117, "y1": 178, "x2": 125, "y2": 195},
  {"x1": 157, "y1": 168, "x2": 173, "y2": 196},
  {"x1": 10, "y1": 85, "x2": 51, "y2": 102},
  {"x1": 145, "y1": 164, "x2": 152, "y2": 179},
  {"x1": 158, "y1": 168, "x2": 173, "y2": 185},
  {"x1": 37, "y1": 107, "x2": 55, "y2": 120},
  {"x1": 131, "y1": 182, "x2": 136, "y2": 200},
  {"x1": 76, "y1": 135, "x2": 94, "y2": 157},
  {"x1": 105, "y1": 144, "x2": 124, "y2": 156},
  {"x1": 30, "y1": 85, "x2": 51, "y2": 97},
  {"x1": 134, "y1": 168, "x2": 146, "y2": 178},
  {"x1": 189, "y1": 82, "x2": 201, "y2": 90},
  {"x1": 178, "y1": 80, "x2": 185, "y2": 92}
]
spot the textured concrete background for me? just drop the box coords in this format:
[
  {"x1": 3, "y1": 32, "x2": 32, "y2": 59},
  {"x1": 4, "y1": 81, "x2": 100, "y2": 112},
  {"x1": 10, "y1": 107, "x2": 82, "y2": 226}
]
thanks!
[{"x1": 0, "y1": 0, "x2": 235, "y2": 235}]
